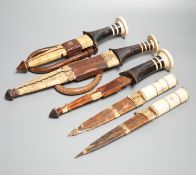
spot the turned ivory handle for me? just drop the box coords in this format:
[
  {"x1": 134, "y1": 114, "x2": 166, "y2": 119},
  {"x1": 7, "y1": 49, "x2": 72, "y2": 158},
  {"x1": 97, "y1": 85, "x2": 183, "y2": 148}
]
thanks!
[
  {"x1": 138, "y1": 74, "x2": 178, "y2": 101},
  {"x1": 149, "y1": 88, "x2": 189, "y2": 117}
]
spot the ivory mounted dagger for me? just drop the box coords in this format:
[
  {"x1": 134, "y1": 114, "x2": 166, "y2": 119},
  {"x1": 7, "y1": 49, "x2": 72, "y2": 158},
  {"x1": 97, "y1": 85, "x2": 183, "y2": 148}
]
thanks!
[
  {"x1": 68, "y1": 74, "x2": 178, "y2": 136},
  {"x1": 50, "y1": 48, "x2": 174, "y2": 118},
  {"x1": 75, "y1": 88, "x2": 189, "y2": 158},
  {"x1": 17, "y1": 17, "x2": 129, "y2": 73},
  {"x1": 5, "y1": 34, "x2": 159, "y2": 100}
]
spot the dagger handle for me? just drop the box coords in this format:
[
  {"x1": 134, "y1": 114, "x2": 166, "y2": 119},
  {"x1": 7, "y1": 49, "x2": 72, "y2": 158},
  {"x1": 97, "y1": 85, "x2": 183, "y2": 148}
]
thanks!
[
  {"x1": 111, "y1": 34, "x2": 159, "y2": 64},
  {"x1": 83, "y1": 17, "x2": 128, "y2": 46},
  {"x1": 119, "y1": 49, "x2": 174, "y2": 85},
  {"x1": 148, "y1": 88, "x2": 189, "y2": 119},
  {"x1": 126, "y1": 88, "x2": 189, "y2": 133},
  {"x1": 137, "y1": 74, "x2": 178, "y2": 102}
]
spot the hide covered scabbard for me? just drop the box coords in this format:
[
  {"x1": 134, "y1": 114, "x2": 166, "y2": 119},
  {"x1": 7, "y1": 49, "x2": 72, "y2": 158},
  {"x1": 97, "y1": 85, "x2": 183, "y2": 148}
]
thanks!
[
  {"x1": 68, "y1": 74, "x2": 178, "y2": 136},
  {"x1": 17, "y1": 17, "x2": 129, "y2": 73},
  {"x1": 50, "y1": 48, "x2": 173, "y2": 118},
  {"x1": 75, "y1": 88, "x2": 189, "y2": 158},
  {"x1": 5, "y1": 34, "x2": 159, "y2": 101}
]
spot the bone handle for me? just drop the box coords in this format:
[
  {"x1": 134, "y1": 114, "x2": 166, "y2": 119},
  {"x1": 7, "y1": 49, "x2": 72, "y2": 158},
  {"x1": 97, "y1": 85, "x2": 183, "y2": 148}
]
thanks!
[
  {"x1": 149, "y1": 88, "x2": 189, "y2": 117},
  {"x1": 138, "y1": 74, "x2": 178, "y2": 101}
]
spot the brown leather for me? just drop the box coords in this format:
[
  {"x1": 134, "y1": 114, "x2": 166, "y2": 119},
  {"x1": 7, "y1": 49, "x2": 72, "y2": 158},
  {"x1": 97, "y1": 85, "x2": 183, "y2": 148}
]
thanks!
[
  {"x1": 27, "y1": 45, "x2": 57, "y2": 61},
  {"x1": 96, "y1": 76, "x2": 132, "y2": 97},
  {"x1": 112, "y1": 97, "x2": 136, "y2": 115},
  {"x1": 62, "y1": 39, "x2": 82, "y2": 57},
  {"x1": 123, "y1": 113, "x2": 149, "y2": 131},
  {"x1": 69, "y1": 55, "x2": 108, "y2": 81},
  {"x1": 54, "y1": 73, "x2": 103, "y2": 95},
  {"x1": 29, "y1": 47, "x2": 98, "y2": 74}
]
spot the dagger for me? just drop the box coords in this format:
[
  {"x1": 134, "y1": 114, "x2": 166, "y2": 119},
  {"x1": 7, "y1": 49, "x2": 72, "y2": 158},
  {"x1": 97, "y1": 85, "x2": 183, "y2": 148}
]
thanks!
[
  {"x1": 50, "y1": 48, "x2": 173, "y2": 118},
  {"x1": 28, "y1": 47, "x2": 98, "y2": 74},
  {"x1": 75, "y1": 88, "x2": 189, "y2": 158},
  {"x1": 17, "y1": 16, "x2": 128, "y2": 73},
  {"x1": 68, "y1": 74, "x2": 178, "y2": 136},
  {"x1": 5, "y1": 34, "x2": 159, "y2": 100}
]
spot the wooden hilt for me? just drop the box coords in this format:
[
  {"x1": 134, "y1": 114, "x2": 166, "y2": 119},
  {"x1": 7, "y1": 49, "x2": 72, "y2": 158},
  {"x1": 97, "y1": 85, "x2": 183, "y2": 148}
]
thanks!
[
  {"x1": 120, "y1": 49, "x2": 174, "y2": 85},
  {"x1": 111, "y1": 34, "x2": 159, "y2": 65},
  {"x1": 84, "y1": 16, "x2": 128, "y2": 46},
  {"x1": 139, "y1": 88, "x2": 189, "y2": 121}
]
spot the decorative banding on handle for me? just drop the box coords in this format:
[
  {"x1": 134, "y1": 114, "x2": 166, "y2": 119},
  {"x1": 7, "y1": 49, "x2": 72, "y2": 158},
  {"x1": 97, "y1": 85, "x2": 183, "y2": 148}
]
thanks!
[
  {"x1": 119, "y1": 49, "x2": 174, "y2": 84},
  {"x1": 54, "y1": 73, "x2": 103, "y2": 95},
  {"x1": 111, "y1": 34, "x2": 159, "y2": 65},
  {"x1": 114, "y1": 16, "x2": 129, "y2": 38},
  {"x1": 157, "y1": 49, "x2": 174, "y2": 71},
  {"x1": 149, "y1": 88, "x2": 189, "y2": 117},
  {"x1": 83, "y1": 16, "x2": 128, "y2": 46},
  {"x1": 147, "y1": 34, "x2": 159, "y2": 54}
]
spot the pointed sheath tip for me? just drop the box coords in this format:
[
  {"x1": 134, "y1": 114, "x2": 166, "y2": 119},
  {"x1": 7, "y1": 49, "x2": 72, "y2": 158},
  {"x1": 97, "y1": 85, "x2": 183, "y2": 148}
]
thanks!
[
  {"x1": 49, "y1": 108, "x2": 61, "y2": 119},
  {"x1": 16, "y1": 61, "x2": 28, "y2": 73},
  {"x1": 5, "y1": 89, "x2": 18, "y2": 101},
  {"x1": 68, "y1": 128, "x2": 80, "y2": 137},
  {"x1": 74, "y1": 151, "x2": 85, "y2": 159}
]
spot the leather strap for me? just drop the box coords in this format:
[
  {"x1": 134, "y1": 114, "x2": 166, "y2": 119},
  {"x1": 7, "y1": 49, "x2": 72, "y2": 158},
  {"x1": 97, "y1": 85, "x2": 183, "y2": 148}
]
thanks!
[{"x1": 54, "y1": 73, "x2": 103, "y2": 95}]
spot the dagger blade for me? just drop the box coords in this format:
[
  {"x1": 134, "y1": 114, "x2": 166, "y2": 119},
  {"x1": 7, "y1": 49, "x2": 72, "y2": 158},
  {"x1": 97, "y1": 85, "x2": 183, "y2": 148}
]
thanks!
[{"x1": 75, "y1": 113, "x2": 149, "y2": 158}]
